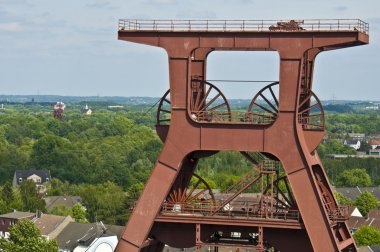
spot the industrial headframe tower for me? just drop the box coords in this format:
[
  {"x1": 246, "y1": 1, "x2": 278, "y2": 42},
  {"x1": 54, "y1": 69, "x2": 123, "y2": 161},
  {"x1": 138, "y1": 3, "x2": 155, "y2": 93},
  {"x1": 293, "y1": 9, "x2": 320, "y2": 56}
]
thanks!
[{"x1": 116, "y1": 19, "x2": 369, "y2": 252}]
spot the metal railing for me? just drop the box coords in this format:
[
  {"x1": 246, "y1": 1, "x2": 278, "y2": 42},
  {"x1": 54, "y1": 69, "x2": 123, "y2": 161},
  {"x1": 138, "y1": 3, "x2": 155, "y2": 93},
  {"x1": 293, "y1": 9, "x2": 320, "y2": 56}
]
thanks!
[
  {"x1": 328, "y1": 205, "x2": 350, "y2": 222},
  {"x1": 191, "y1": 111, "x2": 231, "y2": 123},
  {"x1": 298, "y1": 113, "x2": 325, "y2": 131},
  {"x1": 191, "y1": 111, "x2": 277, "y2": 124},
  {"x1": 119, "y1": 19, "x2": 369, "y2": 34},
  {"x1": 159, "y1": 202, "x2": 349, "y2": 222},
  {"x1": 160, "y1": 201, "x2": 301, "y2": 222}
]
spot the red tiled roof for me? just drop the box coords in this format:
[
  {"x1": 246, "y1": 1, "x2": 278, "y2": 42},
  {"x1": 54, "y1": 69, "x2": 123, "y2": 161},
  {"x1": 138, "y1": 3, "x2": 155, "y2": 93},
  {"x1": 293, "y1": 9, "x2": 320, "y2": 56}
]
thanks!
[
  {"x1": 369, "y1": 140, "x2": 380, "y2": 145},
  {"x1": 34, "y1": 214, "x2": 67, "y2": 236}
]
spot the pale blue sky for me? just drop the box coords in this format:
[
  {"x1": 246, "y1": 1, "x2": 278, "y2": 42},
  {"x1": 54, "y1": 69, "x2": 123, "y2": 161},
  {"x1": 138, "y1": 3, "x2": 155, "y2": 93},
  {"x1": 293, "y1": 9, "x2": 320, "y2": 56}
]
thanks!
[{"x1": 0, "y1": 0, "x2": 379, "y2": 100}]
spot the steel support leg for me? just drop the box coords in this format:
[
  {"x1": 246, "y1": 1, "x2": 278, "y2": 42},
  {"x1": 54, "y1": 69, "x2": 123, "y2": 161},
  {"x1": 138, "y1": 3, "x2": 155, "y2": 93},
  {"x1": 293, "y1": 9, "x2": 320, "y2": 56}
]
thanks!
[
  {"x1": 115, "y1": 141, "x2": 188, "y2": 251},
  {"x1": 196, "y1": 223, "x2": 201, "y2": 252}
]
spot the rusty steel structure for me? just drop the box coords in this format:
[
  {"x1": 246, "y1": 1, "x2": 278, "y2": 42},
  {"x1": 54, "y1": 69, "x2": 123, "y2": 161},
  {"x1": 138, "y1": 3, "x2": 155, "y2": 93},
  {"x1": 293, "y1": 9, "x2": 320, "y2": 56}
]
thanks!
[{"x1": 116, "y1": 19, "x2": 369, "y2": 252}]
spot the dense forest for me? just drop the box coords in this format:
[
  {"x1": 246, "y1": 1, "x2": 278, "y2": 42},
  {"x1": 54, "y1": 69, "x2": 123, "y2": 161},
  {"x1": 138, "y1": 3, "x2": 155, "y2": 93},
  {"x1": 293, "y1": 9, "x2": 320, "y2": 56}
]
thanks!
[
  {"x1": 1, "y1": 101, "x2": 380, "y2": 225},
  {"x1": 1, "y1": 102, "x2": 380, "y2": 189},
  {"x1": 0, "y1": 109, "x2": 160, "y2": 189}
]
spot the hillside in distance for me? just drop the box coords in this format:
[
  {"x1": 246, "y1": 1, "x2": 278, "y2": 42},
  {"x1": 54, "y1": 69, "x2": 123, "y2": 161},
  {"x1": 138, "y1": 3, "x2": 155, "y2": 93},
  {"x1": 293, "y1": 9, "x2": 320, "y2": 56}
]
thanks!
[
  {"x1": 1, "y1": 95, "x2": 380, "y2": 114},
  {"x1": 0, "y1": 95, "x2": 160, "y2": 105},
  {"x1": 0, "y1": 95, "x2": 380, "y2": 108}
]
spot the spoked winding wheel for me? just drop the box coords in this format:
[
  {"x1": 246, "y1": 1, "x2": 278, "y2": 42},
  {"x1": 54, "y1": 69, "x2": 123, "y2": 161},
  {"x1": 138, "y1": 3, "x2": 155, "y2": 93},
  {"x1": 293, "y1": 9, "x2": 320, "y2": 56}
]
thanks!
[
  {"x1": 247, "y1": 82, "x2": 279, "y2": 124},
  {"x1": 190, "y1": 79, "x2": 231, "y2": 123},
  {"x1": 166, "y1": 173, "x2": 216, "y2": 211},
  {"x1": 156, "y1": 89, "x2": 171, "y2": 125},
  {"x1": 298, "y1": 88, "x2": 325, "y2": 130}
]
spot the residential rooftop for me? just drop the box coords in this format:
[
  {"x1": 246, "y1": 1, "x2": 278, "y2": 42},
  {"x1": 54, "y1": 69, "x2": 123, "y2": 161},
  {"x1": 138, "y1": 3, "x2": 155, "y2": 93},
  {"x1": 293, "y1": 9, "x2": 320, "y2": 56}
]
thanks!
[
  {"x1": 56, "y1": 222, "x2": 124, "y2": 251},
  {"x1": 33, "y1": 214, "x2": 72, "y2": 237},
  {"x1": 44, "y1": 196, "x2": 81, "y2": 212},
  {"x1": 0, "y1": 211, "x2": 35, "y2": 219},
  {"x1": 335, "y1": 187, "x2": 380, "y2": 200}
]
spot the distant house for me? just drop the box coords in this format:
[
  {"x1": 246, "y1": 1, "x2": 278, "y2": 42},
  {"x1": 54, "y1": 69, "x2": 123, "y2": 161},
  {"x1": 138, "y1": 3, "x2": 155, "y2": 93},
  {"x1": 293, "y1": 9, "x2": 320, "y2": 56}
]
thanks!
[
  {"x1": 0, "y1": 210, "x2": 75, "y2": 241},
  {"x1": 335, "y1": 187, "x2": 380, "y2": 201},
  {"x1": 369, "y1": 148, "x2": 380, "y2": 156},
  {"x1": 33, "y1": 213, "x2": 74, "y2": 240},
  {"x1": 81, "y1": 104, "x2": 92, "y2": 115},
  {"x1": 348, "y1": 209, "x2": 380, "y2": 235},
  {"x1": 344, "y1": 139, "x2": 361, "y2": 150},
  {"x1": 369, "y1": 139, "x2": 380, "y2": 149},
  {"x1": 346, "y1": 206, "x2": 365, "y2": 234},
  {"x1": 56, "y1": 222, "x2": 124, "y2": 252},
  {"x1": 348, "y1": 206, "x2": 363, "y2": 218},
  {"x1": 13, "y1": 170, "x2": 51, "y2": 187},
  {"x1": 44, "y1": 196, "x2": 82, "y2": 212},
  {"x1": 348, "y1": 133, "x2": 366, "y2": 141},
  {"x1": 0, "y1": 211, "x2": 36, "y2": 238},
  {"x1": 358, "y1": 246, "x2": 380, "y2": 252}
]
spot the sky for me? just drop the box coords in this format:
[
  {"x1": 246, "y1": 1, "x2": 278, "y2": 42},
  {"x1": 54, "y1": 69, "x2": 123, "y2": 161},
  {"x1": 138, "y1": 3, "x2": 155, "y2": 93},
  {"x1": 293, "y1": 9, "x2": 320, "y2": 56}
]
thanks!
[{"x1": 0, "y1": 0, "x2": 379, "y2": 100}]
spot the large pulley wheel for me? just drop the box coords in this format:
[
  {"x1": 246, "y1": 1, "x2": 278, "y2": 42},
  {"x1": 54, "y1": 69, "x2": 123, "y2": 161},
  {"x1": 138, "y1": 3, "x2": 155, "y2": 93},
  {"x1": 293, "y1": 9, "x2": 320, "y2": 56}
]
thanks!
[
  {"x1": 297, "y1": 88, "x2": 325, "y2": 130},
  {"x1": 247, "y1": 82, "x2": 279, "y2": 124},
  {"x1": 247, "y1": 82, "x2": 325, "y2": 130},
  {"x1": 157, "y1": 89, "x2": 171, "y2": 126},
  {"x1": 190, "y1": 80, "x2": 231, "y2": 123},
  {"x1": 167, "y1": 173, "x2": 216, "y2": 209}
]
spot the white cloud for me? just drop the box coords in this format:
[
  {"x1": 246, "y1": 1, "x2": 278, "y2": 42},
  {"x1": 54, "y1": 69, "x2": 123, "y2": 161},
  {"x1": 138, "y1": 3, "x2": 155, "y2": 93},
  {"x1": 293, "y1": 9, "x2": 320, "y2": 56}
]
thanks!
[
  {"x1": 0, "y1": 0, "x2": 378, "y2": 98},
  {"x1": 0, "y1": 22, "x2": 23, "y2": 32}
]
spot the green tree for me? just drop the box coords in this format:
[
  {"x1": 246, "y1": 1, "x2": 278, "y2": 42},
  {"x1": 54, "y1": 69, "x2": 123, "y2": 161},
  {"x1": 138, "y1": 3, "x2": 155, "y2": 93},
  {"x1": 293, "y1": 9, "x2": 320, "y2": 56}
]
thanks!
[
  {"x1": 46, "y1": 178, "x2": 73, "y2": 196},
  {"x1": 49, "y1": 205, "x2": 72, "y2": 216},
  {"x1": 0, "y1": 219, "x2": 58, "y2": 252},
  {"x1": 355, "y1": 191, "x2": 379, "y2": 216},
  {"x1": 1, "y1": 183, "x2": 14, "y2": 205},
  {"x1": 336, "y1": 168, "x2": 372, "y2": 187},
  {"x1": 127, "y1": 182, "x2": 144, "y2": 199},
  {"x1": 0, "y1": 199, "x2": 8, "y2": 215},
  {"x1": 317, "y1": 139, "x2": 356, "y2": 158},
  {"x1": 8, "y1": 190, "x2": 23, "y2": 212},
  {"x1": 71, "y1": 203, "x2": 88, "y2": 223},
  {"x1": 359, "y1": 141, "x2": 372, "y2": 153},
  {"x1": 76, "y1": 182, "x2": 128, "y2": 225},
  {"x1": 334, "y1": 191, "x2": 353, "y2": 206},
  {"x1": 19, "y1": 180, "x2": 46, "y2": 212},
  {"x1": 354, "y1": 225, "x2": 380, "y2": 246}
]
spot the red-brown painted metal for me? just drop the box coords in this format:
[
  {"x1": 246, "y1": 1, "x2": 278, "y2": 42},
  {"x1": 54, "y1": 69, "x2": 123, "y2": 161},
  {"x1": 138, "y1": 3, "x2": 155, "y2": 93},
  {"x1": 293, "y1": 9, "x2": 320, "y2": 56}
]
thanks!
[{"x1": 116, "y1": 19, "x2": 369, "y2": 252}]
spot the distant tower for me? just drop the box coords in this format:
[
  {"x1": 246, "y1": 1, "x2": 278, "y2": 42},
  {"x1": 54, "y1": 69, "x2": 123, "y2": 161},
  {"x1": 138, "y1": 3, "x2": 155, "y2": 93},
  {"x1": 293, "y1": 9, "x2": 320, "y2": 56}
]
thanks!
[
  {"x1": 81, "y1": 104, "x2": 92, "y2": 115},
  {"x1": 53, "y1": 102, "x2": 65, "y2": 119}
]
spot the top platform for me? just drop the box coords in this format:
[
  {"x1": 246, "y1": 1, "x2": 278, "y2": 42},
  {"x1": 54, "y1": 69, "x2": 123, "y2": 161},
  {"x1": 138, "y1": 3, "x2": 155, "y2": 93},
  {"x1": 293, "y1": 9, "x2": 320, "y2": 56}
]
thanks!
[{"x1": 118, "y1": 19, "x2": 369, "y2": 34}]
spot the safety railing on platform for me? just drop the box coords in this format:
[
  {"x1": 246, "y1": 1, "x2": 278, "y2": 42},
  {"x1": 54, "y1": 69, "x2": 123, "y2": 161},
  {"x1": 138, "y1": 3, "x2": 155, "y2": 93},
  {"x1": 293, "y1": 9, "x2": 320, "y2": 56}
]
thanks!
[
  {"x1": 118, "y1": 19, "x2": 369, "y2": 34},
  {"x1": 298, "y1": 113, "x2": 325, "y2": 131},
  {"x1": 191, "y1": 111, "x2": 231, "y2": 123},
  {"x1": 131, "y1": 199, "x2": 349, "y2": 223},
  {"x1": 328, "y1": 205, "x2": 350, "y2": 222},
  {"x1": 160, "y1": 201, "x2": 301, "y2": 222},
  {"x1": 244, "y1": 112, "x2": 276, "y2": 124},
  {"x1": 190, "y1": 111, "x2": 276, "y2": 124}
]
